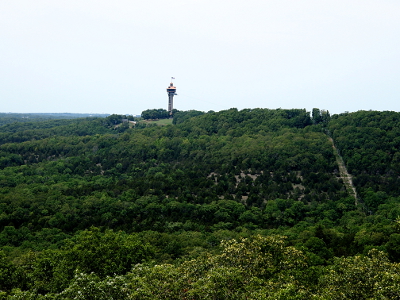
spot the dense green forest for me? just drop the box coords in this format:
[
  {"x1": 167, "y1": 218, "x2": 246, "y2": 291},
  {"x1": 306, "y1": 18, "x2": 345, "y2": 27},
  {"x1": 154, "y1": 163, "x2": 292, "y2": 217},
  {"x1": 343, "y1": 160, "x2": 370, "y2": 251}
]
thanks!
[{"x1": 0, "y1": 108, "x2": 400, "y2": 299}]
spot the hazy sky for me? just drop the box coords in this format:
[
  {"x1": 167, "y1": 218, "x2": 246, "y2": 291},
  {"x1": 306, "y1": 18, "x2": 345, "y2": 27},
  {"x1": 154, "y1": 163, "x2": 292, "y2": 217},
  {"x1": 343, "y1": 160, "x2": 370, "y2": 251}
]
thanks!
[{"x1": 1, "y1": 0, "x2": 400, "y2": 115}]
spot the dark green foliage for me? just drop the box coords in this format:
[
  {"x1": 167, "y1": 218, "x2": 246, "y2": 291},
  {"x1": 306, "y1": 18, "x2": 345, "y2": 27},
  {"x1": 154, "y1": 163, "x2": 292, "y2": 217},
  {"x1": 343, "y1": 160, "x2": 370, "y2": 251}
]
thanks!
[
  {"x1": 386, "y1": 233, "x2": 400, "y2": 262},
  {"x1": 141, "y1": 108, "x2": 170, "y2": 119},
  {"x1": 103, "y1": 114, "x2": 125, "y2": 126},
  {"x1": 0, "y1": 250, "x2": 17, "y2": 292},
  {"x1": 172, "y1": 110, "x2": 205, "y2": 124},
  {"x1": 328, "y1": 110, "x2": 400, "y2": 208},
  {"x1": 0, "y1": 108, "x2": 399, "y2": 298},
  {"x1": 312, "y1": 108, "x2": 330, "y2": 125},
  {"x1": 12, "y1": 227, "x2": 154, "y2": 294}
]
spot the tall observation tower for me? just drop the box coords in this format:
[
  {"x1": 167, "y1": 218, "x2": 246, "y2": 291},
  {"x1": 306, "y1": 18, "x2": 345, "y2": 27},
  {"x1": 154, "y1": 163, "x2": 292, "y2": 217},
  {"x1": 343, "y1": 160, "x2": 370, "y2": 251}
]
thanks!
[{"x1": 166, "y1": 78, "x2": 177, "y2": 116}]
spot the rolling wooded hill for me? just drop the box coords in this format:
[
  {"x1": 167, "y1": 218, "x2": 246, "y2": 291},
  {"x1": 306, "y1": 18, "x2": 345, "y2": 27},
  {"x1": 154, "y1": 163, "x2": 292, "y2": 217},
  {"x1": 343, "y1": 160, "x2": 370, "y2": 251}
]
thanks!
[{"x1": 0, "y1": 108, "x2": 399, "y2": 299}]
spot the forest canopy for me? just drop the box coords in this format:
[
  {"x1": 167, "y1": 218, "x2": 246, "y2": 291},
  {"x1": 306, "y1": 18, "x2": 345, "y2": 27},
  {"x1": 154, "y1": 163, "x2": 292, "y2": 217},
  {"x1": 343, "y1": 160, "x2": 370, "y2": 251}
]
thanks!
[{"x1": 0, "y1": 108, "x2": 400, "y2": 298}]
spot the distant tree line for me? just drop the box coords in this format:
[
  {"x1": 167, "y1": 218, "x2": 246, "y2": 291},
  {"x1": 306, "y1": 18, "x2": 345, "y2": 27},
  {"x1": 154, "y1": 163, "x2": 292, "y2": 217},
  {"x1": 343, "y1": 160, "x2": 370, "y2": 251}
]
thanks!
[{"x1": 0, "y1": 113, "x2": 109, "y2": 126}]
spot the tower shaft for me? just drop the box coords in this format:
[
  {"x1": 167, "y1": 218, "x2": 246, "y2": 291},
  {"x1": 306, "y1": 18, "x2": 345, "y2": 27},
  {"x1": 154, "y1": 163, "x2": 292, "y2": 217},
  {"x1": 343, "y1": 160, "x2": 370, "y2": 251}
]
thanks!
[
  {"x1": 168, "y1": 93, "x2": 174, "y2": 114},
  {"x1": 166, "y1": 81, "x2": 177, "y2": 116}
]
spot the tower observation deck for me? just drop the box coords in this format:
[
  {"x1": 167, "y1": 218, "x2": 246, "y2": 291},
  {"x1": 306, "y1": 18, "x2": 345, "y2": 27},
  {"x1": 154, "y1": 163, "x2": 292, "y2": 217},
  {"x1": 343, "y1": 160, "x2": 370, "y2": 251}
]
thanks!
[{"x1": 166, "y1": 79, "x2": 177, "y2": 116}]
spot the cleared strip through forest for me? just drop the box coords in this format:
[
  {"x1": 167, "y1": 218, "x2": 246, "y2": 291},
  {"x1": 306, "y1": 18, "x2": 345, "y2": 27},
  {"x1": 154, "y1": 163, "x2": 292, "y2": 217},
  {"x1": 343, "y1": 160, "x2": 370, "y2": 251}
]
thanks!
[{"x1": 328, "y1": 136, "x2": 359, "y2": 205}]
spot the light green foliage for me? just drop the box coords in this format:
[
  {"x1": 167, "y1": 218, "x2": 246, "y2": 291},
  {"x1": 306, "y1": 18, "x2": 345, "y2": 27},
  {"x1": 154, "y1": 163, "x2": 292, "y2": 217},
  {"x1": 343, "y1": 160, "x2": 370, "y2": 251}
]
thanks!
[
  {"x1": 58, "y1": 272, "x2": 131, "y2": 300},
  {"x1": 1, "y1": 289, "x2": 47, "y2": 300},
  {"x1": 125, "y1": 235, "x2": 309, "y2": 299},
  {"x1": 218, "y1": 235, "x2": 306, "y2": 278},
  {"x1": 319, "y1": 249, "x2": 400, "y2": 299}
]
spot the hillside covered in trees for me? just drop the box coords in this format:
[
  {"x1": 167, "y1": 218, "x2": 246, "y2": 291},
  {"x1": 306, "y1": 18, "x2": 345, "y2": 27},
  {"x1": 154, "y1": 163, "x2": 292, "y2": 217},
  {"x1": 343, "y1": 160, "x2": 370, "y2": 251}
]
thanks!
[{"x1": 0, "y1": 108, "x2": 400, "y2": 299}]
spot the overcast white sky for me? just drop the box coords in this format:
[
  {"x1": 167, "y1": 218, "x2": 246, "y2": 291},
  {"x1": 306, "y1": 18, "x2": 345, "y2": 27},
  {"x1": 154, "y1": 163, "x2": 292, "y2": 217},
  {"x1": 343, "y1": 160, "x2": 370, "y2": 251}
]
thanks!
[{"x1": 1, "y1": 0, "x2": 399, "y2": 115}]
